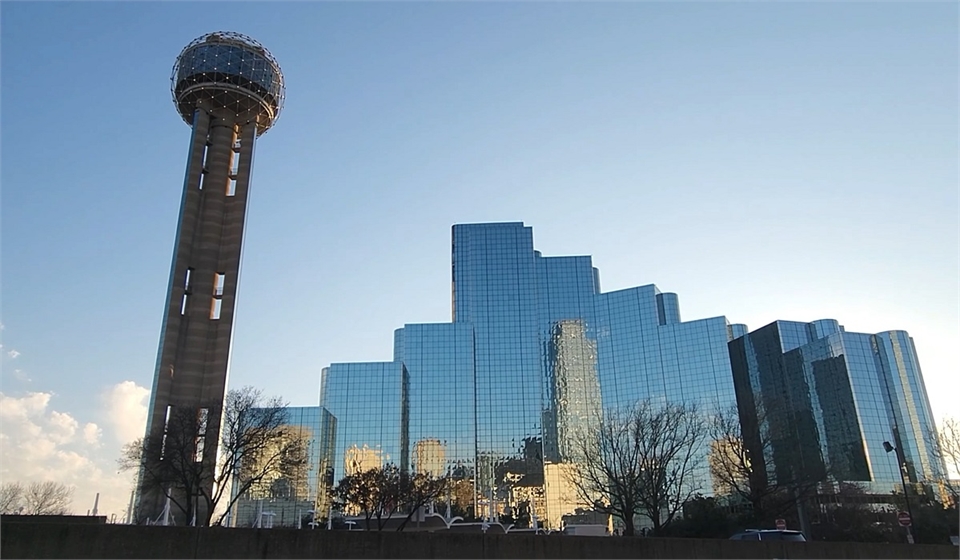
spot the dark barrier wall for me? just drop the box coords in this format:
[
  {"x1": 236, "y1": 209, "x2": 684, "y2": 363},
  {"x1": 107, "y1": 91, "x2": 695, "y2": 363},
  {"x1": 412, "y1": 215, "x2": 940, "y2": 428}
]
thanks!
[
  {"x1": 1, "y1": 514, "x2": 106, "y2": 525},
  {"x1": 1, "y1": 522, "x2": 956, "y2": 559}
]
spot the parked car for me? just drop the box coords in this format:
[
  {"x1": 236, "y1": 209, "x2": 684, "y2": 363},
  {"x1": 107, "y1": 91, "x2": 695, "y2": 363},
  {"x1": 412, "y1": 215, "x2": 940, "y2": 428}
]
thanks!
[{"x1": 729, "y1": 529, "x2": 806, "y2": 542}]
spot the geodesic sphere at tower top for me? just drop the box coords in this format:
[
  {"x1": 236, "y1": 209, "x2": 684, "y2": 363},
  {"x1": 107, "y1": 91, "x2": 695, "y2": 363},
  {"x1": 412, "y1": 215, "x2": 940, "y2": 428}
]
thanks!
[{"x1": 171, "y1": 31, "x2": 285, "y2": 135}]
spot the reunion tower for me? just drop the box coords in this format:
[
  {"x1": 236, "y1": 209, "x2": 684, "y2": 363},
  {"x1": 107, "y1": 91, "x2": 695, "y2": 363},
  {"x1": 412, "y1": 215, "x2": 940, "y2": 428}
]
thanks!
[{"x1": 138, "y1": 32, "x2": 284, "y2": 523}]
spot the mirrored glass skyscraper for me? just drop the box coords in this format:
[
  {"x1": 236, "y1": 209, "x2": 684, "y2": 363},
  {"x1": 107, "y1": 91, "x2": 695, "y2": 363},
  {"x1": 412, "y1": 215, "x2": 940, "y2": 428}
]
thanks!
[
  {"x1": 728, "y1": 320, "x2": 945, "y2": 495},
  {"x1": 318, "y1": 222, "x2": 748, "y2": 526}
]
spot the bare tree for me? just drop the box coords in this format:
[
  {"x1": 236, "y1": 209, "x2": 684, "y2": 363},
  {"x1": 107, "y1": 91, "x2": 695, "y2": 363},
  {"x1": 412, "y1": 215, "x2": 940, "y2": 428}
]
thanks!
[
  {"x1": 632, "y1": 401, "x2": 708, "y2": 535},
  {"x1": 23, "y1": 482, "x2": 73, "y2": 515},
  {"x1": 0, "y1": 482, "x2": 24, "y2": 513},
  {"x1": 120, "y1": 386, "x2": 306, "y2": 526},
  {"x1": 929, "y1": 415, "x2": 960, "y2": 503},
  {"x1": 568, "y1": 400, "x2": 708, "y2": 536},
  {"x1": 208, "y1": 388, "x2": 308, "y2": 526},
  {"x1": 709, "y1": 403, "x2": 824, "y2": 524},
  {"x1": 567, "y1": 407, "x2": 642, "y2": 537},
  {"x1": 121, "y1": 406, "x2": 208, "y2": 525}
]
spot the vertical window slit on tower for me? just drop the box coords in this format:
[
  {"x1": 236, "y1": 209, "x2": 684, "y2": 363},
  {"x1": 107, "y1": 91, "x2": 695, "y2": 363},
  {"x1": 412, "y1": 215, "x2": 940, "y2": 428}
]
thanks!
[
  {"x1": 210, "y1": 272, "x2": 224, "y2": 319},
  {"x1": 230, "y1": 139, "x2": 241, "y2": 179},
  {"x1": 160, "y1": 404, "x2": 173, "y2": 460},
  {"x1": 227, "y1": 178, "x2": 237, "y2": 196},
  {"x1": 200, "y1": 142, "x2": 210, "y2": 185},
  {"x1": 181, "y1": 268, "x2": 194, "y2": 315},
  {"x1": 210, "y1": 298, "x2": 222, "y2": 320},
  {"x1": 195, "y1": 408, "x2": 209, "y2": 463}
]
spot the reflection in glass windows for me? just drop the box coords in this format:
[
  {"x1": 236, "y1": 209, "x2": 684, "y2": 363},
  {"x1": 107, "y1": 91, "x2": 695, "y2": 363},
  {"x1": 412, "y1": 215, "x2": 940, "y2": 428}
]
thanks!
[
  {"x1": 317, "y1": 362, "x2": 406, "y2": 505},
  {"x1": 543, "y1": 319, "x2": 602, "y2": 464},
  {"x1": 318, "y1": 223, "x2": 747, "y2": 527},
  {"x1": 315, "y1": 222, "x2": 942, "y2": 527},
  {"x1": 230, "y1": 407, "x2": 324, "y2": 527},
  {"x1": 728, "y1": 321, "x2": 945, "y2": 496}
]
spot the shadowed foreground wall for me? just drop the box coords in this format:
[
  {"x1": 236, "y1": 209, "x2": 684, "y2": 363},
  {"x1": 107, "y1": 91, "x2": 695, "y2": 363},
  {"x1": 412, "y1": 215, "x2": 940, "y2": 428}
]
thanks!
[{"x1": 1, "y1": 522, "x2": 955, "y2": 559}]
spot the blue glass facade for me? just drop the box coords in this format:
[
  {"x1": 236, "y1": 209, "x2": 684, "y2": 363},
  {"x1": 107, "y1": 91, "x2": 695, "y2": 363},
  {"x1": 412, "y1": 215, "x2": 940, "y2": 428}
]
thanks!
[
  {"x1": 393, "y1": 323, "x2": 476, "y2": 480},
  {"x1": 319, "y1": 362, "x2": 407, "y2": 483},
  {"x1": 595, "y1": 286, "x2": 741, "y2": 412},
  {"x1": 318, "y1": 222, "x2": 753, "y2": 526},
  {"x1": 728, "y1": 321, "x2": 945, "y2": 494},
  {"x1": 316, "y1": 222, "x2": 942, "y2": 525},
  {"x1": 452, "y1": 224, "x2": 544, "y2": 509}
]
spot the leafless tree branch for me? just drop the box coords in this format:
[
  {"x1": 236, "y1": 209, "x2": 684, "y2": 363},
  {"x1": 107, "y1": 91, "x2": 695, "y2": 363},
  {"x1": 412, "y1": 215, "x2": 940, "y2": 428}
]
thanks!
[
  {"x1": 566, "y1": 400, "x2": 707, "y2": 536},
  {"x1": 120, "y1": 386, "x2": 305, "y2": 526},
  {"x1": 23, "y1": 482, "x2": 73, "y2": 515},
  {"x1": 0, "y1": 482, "x2": 25, "y2": 514}
]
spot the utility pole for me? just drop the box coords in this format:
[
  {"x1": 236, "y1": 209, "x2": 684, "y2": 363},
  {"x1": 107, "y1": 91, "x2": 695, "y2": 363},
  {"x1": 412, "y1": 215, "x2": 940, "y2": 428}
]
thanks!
[{"x1": 884, "y1": 424, "x2": 917, "y2": 544}]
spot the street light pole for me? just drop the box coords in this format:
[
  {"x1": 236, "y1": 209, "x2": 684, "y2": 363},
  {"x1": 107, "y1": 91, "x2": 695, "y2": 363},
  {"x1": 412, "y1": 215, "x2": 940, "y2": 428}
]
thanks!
[{"x1": 884, "y1": 425, "x2": 917, "y2": 544}]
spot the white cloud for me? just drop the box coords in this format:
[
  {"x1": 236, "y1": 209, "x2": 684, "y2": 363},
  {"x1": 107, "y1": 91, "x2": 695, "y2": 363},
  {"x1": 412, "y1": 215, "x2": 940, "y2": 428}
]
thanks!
[
  {"x1": 47, "y1": 411, "x2": 79, "y2": 444},
  {"x1": 101, "y1": 381, "x2": 149, "y2": 444},
  {"x1": 82, "y1": 423, "x2": 102, "y2": 446},
  {"x1": 0, "y1": 391, "x2": 51, "y2": 419},
  {"x1": 12, "y1": 369, "x2": 31, "y2": 383},
  {"x1": 6, "y1": 349, "x2": 20, "y2": 359},
  {"x1": 0, "y1": 391, "x2": 138, "y2": 521}
]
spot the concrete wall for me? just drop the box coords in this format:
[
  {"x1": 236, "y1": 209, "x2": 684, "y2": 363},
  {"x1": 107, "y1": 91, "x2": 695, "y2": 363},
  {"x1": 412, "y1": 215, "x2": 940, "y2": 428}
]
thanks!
[{"x1": 1, "y1": 522, "x2": 956, "y2": 559}]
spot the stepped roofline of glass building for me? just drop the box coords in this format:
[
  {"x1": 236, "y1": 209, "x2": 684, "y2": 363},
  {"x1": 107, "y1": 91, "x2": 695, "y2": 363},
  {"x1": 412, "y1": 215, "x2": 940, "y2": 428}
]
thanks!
[{"x1": 310, "y1": 221, "x2": 944, "y2": 530}]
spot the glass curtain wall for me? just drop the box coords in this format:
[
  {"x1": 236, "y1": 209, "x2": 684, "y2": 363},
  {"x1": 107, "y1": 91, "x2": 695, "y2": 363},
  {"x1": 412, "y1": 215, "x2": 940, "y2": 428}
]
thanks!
[
  {"x1": 729, "y1": 321, "x2": 945, "y2": 495},
  {"x1": 315, "y1": 222, "x2": 940, "y2": 528},
  {"x1": 318, "y1": 362, "x2": 407, "y2": 497}
]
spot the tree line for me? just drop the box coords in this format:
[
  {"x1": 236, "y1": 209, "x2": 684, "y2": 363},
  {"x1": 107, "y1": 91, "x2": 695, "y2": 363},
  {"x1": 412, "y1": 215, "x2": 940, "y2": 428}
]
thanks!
[
  {"x1": 0, "y1": 481, "x2": 74, "y2": 515},
  {"x1": 562, "y1": 400, "x2": 958, "y2": 541},
  {"x1": 122, "y1": 383, "x2": 958, "y2": 543},
  {"x1": 323, "y1": 400, "x2": 830, "y2": 535},
  {"x1": 326, "y1": 402, "x2": 958, "y2": 543},
  {"x1": 559, "y1": 398, "x2": 833, "y2": 537}
]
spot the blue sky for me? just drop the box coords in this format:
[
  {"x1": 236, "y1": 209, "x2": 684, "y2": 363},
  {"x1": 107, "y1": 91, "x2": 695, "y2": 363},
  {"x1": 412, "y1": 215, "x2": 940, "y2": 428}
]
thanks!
[{"x1": 2, "y1": 2, "x2": 957, "y2": 519}]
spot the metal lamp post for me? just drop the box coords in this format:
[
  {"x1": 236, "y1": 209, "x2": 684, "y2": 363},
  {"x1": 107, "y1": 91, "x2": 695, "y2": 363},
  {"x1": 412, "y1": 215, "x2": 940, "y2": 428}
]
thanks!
[{"x1": 883, "y1": 427, "x2": 917, "y2": 544}]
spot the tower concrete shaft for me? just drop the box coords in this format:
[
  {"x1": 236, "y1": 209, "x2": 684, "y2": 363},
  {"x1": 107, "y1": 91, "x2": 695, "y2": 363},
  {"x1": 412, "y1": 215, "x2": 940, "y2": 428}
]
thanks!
[{"x1": 138, "y1": 107, "x2": 259, "y2": 524}]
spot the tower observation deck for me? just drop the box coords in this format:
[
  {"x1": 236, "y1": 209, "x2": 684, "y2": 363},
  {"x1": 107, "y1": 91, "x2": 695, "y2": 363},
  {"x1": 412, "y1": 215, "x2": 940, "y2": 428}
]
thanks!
[{"x1": 137, "y1": 32, "x2": 284, "y2": 524}]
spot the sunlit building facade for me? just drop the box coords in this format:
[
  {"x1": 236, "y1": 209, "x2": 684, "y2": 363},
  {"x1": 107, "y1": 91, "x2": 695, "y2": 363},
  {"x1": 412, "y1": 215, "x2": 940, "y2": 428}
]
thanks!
[
  {"x1": 414, "y1": 439, "x2": 447, "y2": 477},
  {"x1": 318, "y1": 222, "x2": 748, "y2": 527},
  {"x1": 543, "y1": 462, "x2": 590, "y2": 529},
  {"x1": 728, "y1": 320, "x2": 945, "y2": 495}
]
